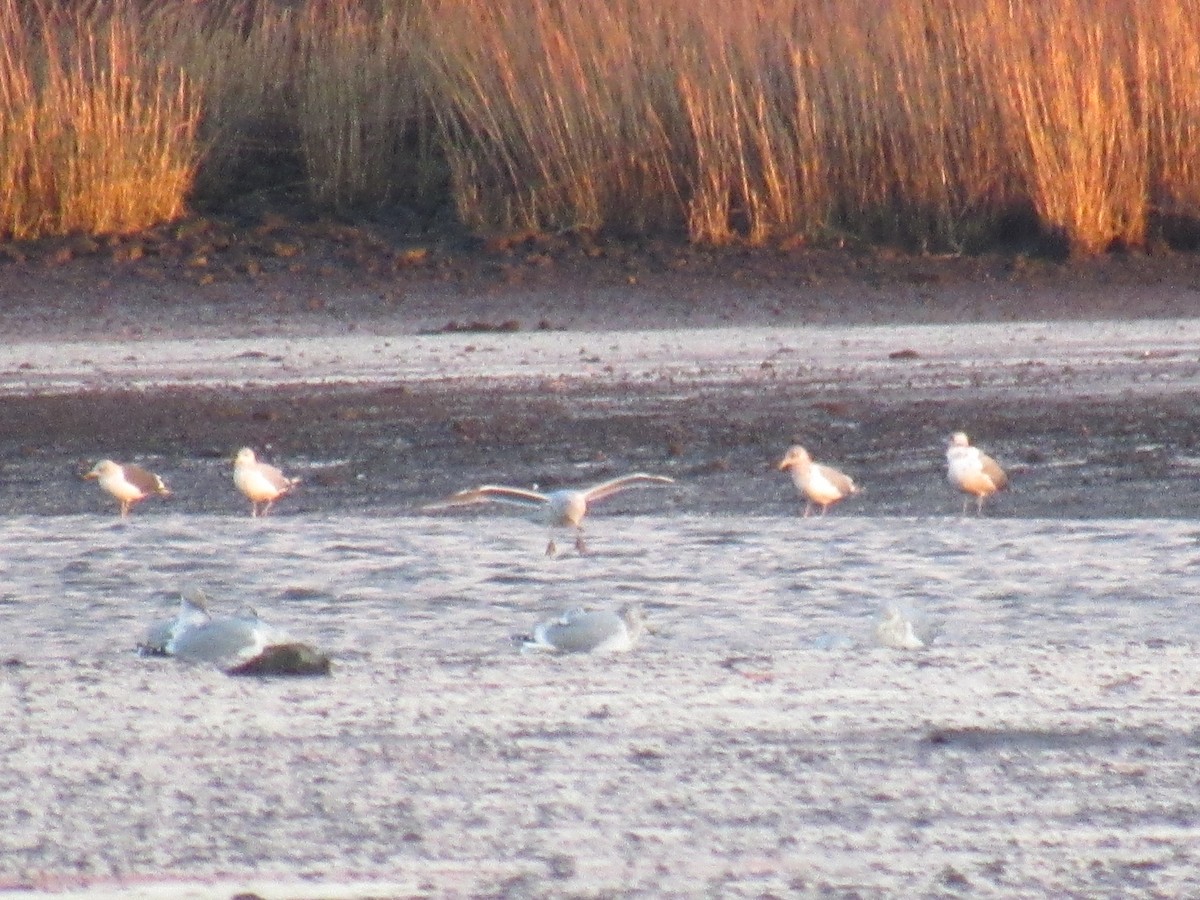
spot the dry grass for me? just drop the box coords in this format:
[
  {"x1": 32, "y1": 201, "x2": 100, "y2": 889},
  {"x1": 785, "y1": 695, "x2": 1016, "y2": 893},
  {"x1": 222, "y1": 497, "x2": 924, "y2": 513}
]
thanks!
[
  {"x1": 295, "y1": 2, "x2": 434, "y2": 211},
  {"x1": 4, "y1": 0, "x2": 1200, "y2": 256},
  {"x1": 422, "y1": 0, "x2": 682, "y2": 235},
  {"x1": 421, "y1": 0, "x2": 1200, "y2": 254},
  {"x1": 146, "y1": 1, "x2": 298, "y2": 205},
  {"x1": 0, "y1": 0, "x2": 199, "y2": 240},
  {"x1": 1138, "y1": 0, "x2": 1200, "y2": 223},
  {"x1": 991, "y1": 0, "x2": 1148, "y2": 255}
]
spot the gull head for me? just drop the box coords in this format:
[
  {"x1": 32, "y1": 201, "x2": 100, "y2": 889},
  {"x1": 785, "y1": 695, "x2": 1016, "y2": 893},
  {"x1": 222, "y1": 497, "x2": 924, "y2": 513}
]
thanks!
[
  {"x1": 234, "y1": 447, "x2": 258, "y2": 467},
  {"x1": 777, "y1": 445, "x2": 811, "y2": 471},
  {"x1": 84, "y1": 459, "x2": 121, "y2": 480},
  {"x1": 948, "y1": 432, "x2": 970, "y2": 449}
]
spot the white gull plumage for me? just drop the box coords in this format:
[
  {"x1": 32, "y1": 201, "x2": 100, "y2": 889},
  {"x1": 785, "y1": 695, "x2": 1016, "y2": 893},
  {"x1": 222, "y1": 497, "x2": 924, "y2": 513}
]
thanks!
[
  {"x1": 945, "y1": 431, "x2": 1008, "y2": 515},
  {"x1": 84, "y1": 459, "x2": 170, "y2": 517},
  {"x1": 424, "y1": 472, "x2": 675, "y2": 555},
  {"x1": 777, "y1": 445, "x2": 859, "y2": 517},
  {"x1": 139, "y1": 587, "x2": 329, "y2": 675},
  {"x1": 233, "y1": 447, "x2": 299, "y2": 517},
  {"x1": 138, "y1": 586, "x2": 212, "y2": 655},
  {"x1": 521, "y1": 604, "x2": 646, "y2": 654},
  {"x1": 874, "y1": 601, "x2": 937, "y2": 651}
]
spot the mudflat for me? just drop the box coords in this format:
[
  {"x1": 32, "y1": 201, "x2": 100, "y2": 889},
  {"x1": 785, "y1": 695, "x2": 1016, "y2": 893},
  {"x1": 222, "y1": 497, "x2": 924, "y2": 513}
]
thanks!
[{"x1": 3, "y1": 242, "x2": 1200, "y2": 897}]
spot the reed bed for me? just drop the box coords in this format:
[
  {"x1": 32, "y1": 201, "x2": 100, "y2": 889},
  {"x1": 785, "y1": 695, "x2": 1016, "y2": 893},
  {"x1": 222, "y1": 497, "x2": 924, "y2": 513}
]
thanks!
[
  {"x1": 3, "y1": 0, "x2": 1200, "y2": 256},
  {"x1": 0, "y1": 0, "x2": 200, "y2": 239}
]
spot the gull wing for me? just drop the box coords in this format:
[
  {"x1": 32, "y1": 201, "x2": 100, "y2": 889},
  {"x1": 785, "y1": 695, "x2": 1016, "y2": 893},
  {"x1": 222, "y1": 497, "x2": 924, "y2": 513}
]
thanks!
[
  {"x1": 258, "y1": 463, "x2": 297, "y2": 491},
  {"x1": 534, "y1": 609, "x2": 626, "y2": 653},
  {"x1": 179, "y1": 586, "x2": 213, "y2": 617},
  {"x1": 979, "y1": 453, "x2": 1008, "y2": 490},
  {"x1": 123, "y1": 463, "x2": 171, "y2": 496},
  {"x1": 422, "y1": 484, "x2": 550, "y2": 512},
  {"x1": 815, "y1": 463, "x2": 857, "y2": 496},
  {"x1": 582, "y1": 473, "x2": 675, "y2": 503}
]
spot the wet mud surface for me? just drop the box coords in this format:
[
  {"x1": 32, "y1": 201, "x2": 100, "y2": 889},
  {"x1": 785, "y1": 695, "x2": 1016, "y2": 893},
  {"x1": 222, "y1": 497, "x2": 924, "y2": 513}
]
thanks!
[
  {"x1": 6, "y1": 244, "x2": 1200, "y2": 896},
  {"x1": 5, "y1": 323, "x2": 1200, "y2": 521}
]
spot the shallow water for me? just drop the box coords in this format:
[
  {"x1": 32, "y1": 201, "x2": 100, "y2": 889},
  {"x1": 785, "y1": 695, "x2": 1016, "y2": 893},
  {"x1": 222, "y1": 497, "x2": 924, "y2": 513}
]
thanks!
[{"x1": 3, "y1": 511, "x2": 1200, "y2": 895}]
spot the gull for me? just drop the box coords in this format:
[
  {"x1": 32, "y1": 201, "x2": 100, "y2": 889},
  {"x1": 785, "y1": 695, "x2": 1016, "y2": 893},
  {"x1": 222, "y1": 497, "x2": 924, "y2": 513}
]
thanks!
[
  {"x1": 520, "y1": 604, "x2": 646, "y2": 653},
  {"x1": 138, "y1": 586, "x2": 212, "y2": 655},
  {"x1": 233, "y1": 447, "x2": 299, "y2": 517},
  {"x1": 142, "y1": 586, "x2": 331, "y2": 675},
  {"x1": 874, "y1": 604, "x2": 928, "y2": 650},
  {"x1": 168, "y1": 603, "x2": 288, "y2": 666},
  {"x1": 777, "y1": 445, "x2": 859, "y2": 517},
  {"x1": 946, "y1": 432, "x2": 1007, "y2": 515},
  {"x1": 84, "y1": 459, "x2": 170, "y2": 517},
  {"x1": 424, "y1": 472, "x2": 675, "y2": 555}
]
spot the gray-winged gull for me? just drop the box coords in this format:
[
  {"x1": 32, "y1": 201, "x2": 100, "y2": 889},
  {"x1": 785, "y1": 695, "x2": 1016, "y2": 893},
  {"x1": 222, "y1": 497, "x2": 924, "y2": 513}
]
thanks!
[
  {"x1": 424, "y1": 472, "x2": 675, "y2": 555},
  {"x1": 140, "y1": 587, "x2": 330, "y2": 675},
  {"x1": 84, "y1": 459, "x2": 171, "y2": 517},
  {"x1": 946, "y1": 432, "x2": 1007, "y2": 515},
  {"x1": 233, "y1": 447, "x2": 299, "y2": 517},
  {"x1": 521, "y1": 604, "x2": 646, "y2": 653},
  {"x1": 777, "y1": 445, "x2": 859, "y2": 517}
]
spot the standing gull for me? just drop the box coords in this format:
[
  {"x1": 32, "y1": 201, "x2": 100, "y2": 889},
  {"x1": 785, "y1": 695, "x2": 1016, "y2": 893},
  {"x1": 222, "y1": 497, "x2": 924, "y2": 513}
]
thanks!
[
  {"x1": 521, "y1": 604, "x2": 646, "y2": 654},
  {"x1": 424, "y1": 472, "x2": 675, "y2": 555},
  {"x1": 233, "y1": 447, "x2": 299, "y2": 517},
  {"x1": 84, "y1": 459, "x2": 170, "y2": 517},
  {"x1": 946, "y1": 432, "x2": 1007, "y2": 515},
  {"x1": 777, "y1": 445, "x2": 859, "y2": 517}
]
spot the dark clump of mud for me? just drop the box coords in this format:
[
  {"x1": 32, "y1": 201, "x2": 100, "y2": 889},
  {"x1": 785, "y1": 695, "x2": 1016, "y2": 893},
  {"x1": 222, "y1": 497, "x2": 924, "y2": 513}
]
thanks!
[{"x1": 226, "y1": 643, "x2": 332, "y2": 677}]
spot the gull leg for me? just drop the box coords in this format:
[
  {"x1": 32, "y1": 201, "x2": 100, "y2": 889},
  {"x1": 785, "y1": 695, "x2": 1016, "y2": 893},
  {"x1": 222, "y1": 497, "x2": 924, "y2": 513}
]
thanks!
[
  {"x1": 120, "y1": 501, "x2": 131, "y2": 518},
  {"x1": 574, "y1": 528, "x2": 588, "y2": 555},
  {"x1": 961, "y1": 496, "x2": 970, "y2": 517},
  {"x1": 545, "y1": 538, "x2": 557, "y2": 557},
  {"x1": 803, "y1": 501, "x2": 812, "y2": 518},
  {"x1": 976, "y1": 495, "x2": 985, "y2": 516},
  {"x1": 262, "y1": 499, "x2": 274, "y2": 517}
]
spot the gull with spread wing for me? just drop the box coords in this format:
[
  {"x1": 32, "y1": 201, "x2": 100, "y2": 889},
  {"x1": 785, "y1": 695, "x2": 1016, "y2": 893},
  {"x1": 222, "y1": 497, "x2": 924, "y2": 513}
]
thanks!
[{"x1": 425, "y1": 472, "x2": 675, "y2": 555}]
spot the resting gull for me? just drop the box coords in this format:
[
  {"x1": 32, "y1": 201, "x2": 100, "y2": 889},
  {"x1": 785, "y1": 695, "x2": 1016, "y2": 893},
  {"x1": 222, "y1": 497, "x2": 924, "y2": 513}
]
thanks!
[
  {"x1": 520, "y1": 604, "x2": 646, "y2": 654},
  {"x1": 84, "y1": 459, "x2": 170, "y2": 517},
  {"x1": 141, "y1": 586, "x2": 330, "y2": 675},
  {"x1": 233, "y1": 447, "x2": 299, "y2": 517},
  {"x1": 946, "y1": 432, "x2": 1008, "y2": 515},
  {"x1": 424, "y1": 472, "x2": 675, "y2": 555},
  {"x1": 874, "y1": 604, "x2": 927, "y2": 650},
  {"x1": 138, "y1": 586, "x2": 212, "y2": 655},
  {"x1": 777, "y1": 445, "x2": 859, "y2": 517}
]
